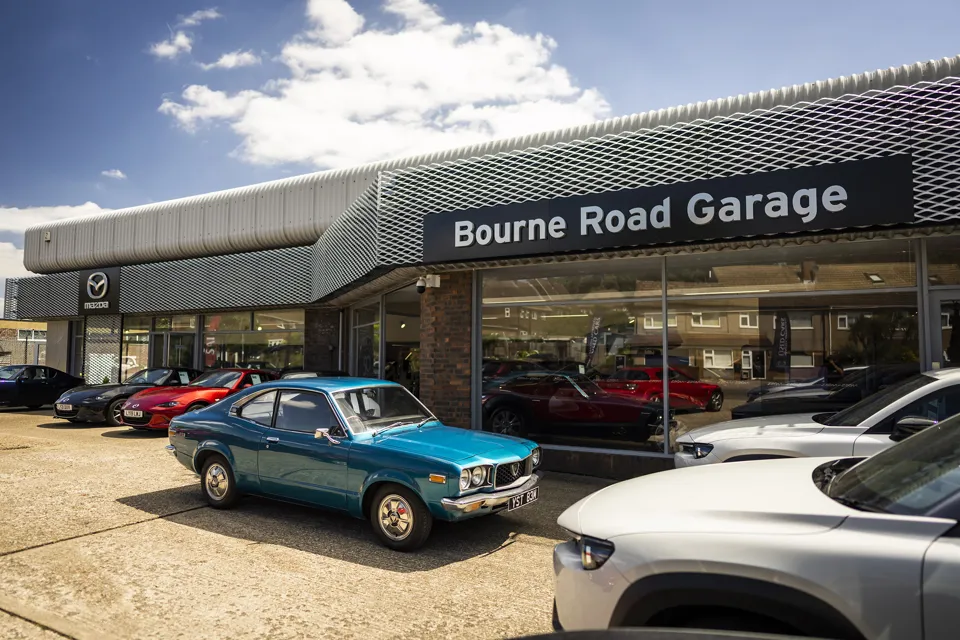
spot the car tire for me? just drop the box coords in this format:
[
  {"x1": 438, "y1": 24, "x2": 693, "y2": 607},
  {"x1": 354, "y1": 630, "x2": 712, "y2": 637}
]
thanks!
[
  {"x1": 488, "y1": 406, "x2": 528, "y2": 438},
  {"x1": 707, "y1": 390, "x2": 724, "y2": 412},
  {"x1": 185, "y1": 402, "x2": 207, "y2": 414},
  {"x1": 369, "y1": 483, "x2": 433, "y2": 552},
  {"x1": 106, "y1": 398, "x2": 125, "y2": 426},
  {"x1": 200, "y1": 454, "x2": 240, "y2": 509}
]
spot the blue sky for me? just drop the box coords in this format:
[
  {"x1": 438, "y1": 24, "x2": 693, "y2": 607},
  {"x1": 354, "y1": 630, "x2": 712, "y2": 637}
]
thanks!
[{"x1": 1, "y1": 0, "x2": 960, "y2": 289}]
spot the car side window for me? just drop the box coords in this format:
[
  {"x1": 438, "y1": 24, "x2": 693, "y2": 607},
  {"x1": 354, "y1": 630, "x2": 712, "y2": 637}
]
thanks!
[
  {"x1": 628, "y1": 371, "x2": 650, "y2": 381},
  {"x1": 276, "y1": 391, "x2": 338, "y2": 434},
  {"x1": 31, "y1": 367, "x2": 47, "y2": 380},
  {"x1": 874, "y1": 386, "x2": 960, "y2": 433},
  {"x1": 44, "y1": 368, "x2": 56, "y2": 379},
  {"x1": 239, "y1": 391, "x2": 277, "y2": 427}
]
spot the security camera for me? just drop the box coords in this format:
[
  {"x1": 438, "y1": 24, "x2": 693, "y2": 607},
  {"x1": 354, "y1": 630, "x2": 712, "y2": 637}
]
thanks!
[{"x1": 416, "y1": 277, "x2": 427, "y2": 294}]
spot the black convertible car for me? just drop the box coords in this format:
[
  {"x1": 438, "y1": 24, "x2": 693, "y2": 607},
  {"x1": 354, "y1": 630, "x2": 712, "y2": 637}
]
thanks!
[
  {"x1": 730, "y1": 363, "x2": 920, "y2": 419},
  {"x1": 53, "y1": 367, "x2": 201, "y2": 425},
  {"x1": 0, "y1": 365, "x2": 82, "y2": 409}
]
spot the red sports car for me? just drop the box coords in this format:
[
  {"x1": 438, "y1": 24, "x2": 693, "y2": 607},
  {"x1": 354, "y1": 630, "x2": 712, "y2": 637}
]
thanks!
[
  {"x1": 120, "y1": 368, "x2": 276, "y2": 430},
  {"x1": 598, "y1": 366, "x2": 724, "y2": 412}
]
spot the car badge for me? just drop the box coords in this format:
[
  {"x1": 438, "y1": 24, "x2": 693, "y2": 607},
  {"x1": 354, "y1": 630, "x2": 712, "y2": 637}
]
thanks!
[
  {"x1": 86, "y1": 272, "x2": 109, "y2": 300},
  {"x1": 511, "y1": 462, "x2": 520, "y2": 475},
  {"x1": 132, "y1": 403, "x2": 139, "y2": 409}
]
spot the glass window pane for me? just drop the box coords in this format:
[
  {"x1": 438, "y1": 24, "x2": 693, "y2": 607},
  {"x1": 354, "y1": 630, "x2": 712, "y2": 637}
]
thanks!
[
  {"x1": 481, "y1": 292, "x2": 666, "y2": 453},
  {"x1": 277, "y1": 391, "x2": 336, "y2": 432},
  {"x1": 245, "y1": 331, "x2": 304, "y2": 370},
  {"x1": 240, "y1": 391, "x2": 277, "y2": 427},
  {"x1": 204, "y1": 332, "x2": 245, "y2": 368},
  {"x1": 384, "y1": 286, "x2": 421, "y2": 395},
  {"x1": 666, "y1": 239, "x2": 916, "y2": 294},
  {"x1": 666, "y1": 292, "x2": 920, "y2": 451},
  {"x1": 204, "y1": 313, "x2": 251, "y2": 332},
  {"x1": 254, "y1": 309, "x2": 304, "y2": 332},
  {"x1": 926, "y1": 236, "x2": 960, "y2": 286},
  {"x1": 123, "y1": 317, "x2": 152, "y2": 333},
  {"x1": 483, "y1": 257, "x2": 662, "y2": 305}
]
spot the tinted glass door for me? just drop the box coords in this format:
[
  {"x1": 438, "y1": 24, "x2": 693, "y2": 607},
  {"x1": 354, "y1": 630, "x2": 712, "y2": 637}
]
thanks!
[
  {"x1": 931, "y1": 291, "x2": 960, "y2": 369},
  {"x1": 149, "y1": 333, "x2": 166, "y2": 368},
  {"x1": 167, "y1": 334, "x2": 196, "y2": 368}
]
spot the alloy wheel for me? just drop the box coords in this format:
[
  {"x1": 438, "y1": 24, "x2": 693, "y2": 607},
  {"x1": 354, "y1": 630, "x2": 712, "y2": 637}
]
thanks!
[
  {"x1": 205, "y1": 463, "x2": 229, "y2": 500},
  {"x1": 378, "y1": 494, "x2": 413, "y2": 541},
  {"x1": 491, "y1": 409, "x2": 521, "y2": 436}
]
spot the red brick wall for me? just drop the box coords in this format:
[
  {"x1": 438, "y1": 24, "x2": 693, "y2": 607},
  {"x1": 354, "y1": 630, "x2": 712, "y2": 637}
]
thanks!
[{"x1": 420, "y1": 271, "x2": 473, "y2": 428}]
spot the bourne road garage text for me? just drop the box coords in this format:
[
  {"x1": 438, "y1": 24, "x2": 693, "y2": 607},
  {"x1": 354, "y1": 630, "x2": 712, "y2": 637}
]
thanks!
[{"x1": 453, "y1": 185, "x2": 848, "y2": 247}]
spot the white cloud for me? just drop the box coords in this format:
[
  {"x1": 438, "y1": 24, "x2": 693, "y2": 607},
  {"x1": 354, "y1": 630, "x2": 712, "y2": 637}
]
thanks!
[
  {"x1": 100, "y1": 169, "x2": 127, "y2": 180},
  {"x1": 150, "y1": 31, "x2": 193, "y2": 59},
  {"x1": 0, "y1": 203, "x2": 108, "y2": 286},
  {"x1": 177, "y1": 8, "x2": 223, "y2": 27},
  {"x1": 158, "y1": 0, "x2": 609, "y2": 169},
  {"x1": 199, "y1": 50, "x2": 262, "y2": 70}
]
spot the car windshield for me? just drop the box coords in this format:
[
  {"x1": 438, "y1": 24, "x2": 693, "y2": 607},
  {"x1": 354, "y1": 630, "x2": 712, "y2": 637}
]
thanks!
[
  {"x1": 611, "y1": 370, "x2": 648, "y2": 381},
  {"x1": 569, "y1": 374, "x2": 604, "y2": 395},
  {"x1": 0, "y1": 366, "x2": 25, "y2": 380},
  {"x1": 190, "y1": 371, "x2": 242, "y2": 388},
  {"x1": 820, "y1": 374, "x2": 936, "y2": 426},
  {"x1": 124, "y1": 369, "x2": 171, "y2": 385},
  {"x1": 482, "y1": 362, "x2": 502, "y2": 376},
  {"x1": 827, "y1": 413, "x2": 960, "y2": 515},
  {"x1": 331, "y1": 386, "x2": 432, "y2": 434}
]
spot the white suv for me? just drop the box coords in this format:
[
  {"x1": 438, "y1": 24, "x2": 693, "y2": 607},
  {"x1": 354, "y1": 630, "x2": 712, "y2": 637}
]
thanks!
[
  {"x1": 675, "y1": 369, "x2": 960, "y2": 468},
  {"x1": 554, "y1": 414, "x2": 960, "y2": 638}
]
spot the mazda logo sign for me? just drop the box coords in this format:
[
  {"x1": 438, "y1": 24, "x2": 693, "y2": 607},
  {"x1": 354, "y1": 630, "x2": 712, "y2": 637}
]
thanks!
[{"x1": 86, "y1": 272, "x2": 108, "y2": 300}]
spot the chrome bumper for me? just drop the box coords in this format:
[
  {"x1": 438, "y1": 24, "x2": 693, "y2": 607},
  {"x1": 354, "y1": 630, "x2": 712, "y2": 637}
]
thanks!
[
  {"x1": 441, "y1": 471, "x2": 542, "y2": 512},
  {"x1": 164, "y1": 444, "x2": 177, "y2": 457}
]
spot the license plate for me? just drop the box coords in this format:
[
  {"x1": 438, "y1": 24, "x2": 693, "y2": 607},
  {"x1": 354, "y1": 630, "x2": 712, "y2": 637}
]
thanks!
[
  {"x1": 508, "y1": 487, "x2": 539, "y2": 511},
  {"x1": 56, "y1": 404, "x2": 72, "y2": 411},
  {"x1": 124, "y1": 410, "x2": 143, "y2": 418}
]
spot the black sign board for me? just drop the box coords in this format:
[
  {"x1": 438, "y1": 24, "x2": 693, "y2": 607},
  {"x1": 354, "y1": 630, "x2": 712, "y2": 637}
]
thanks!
[
  {"x1": 771, "y1": 312, "x2": 792, "y2": 375},
  {"x1": 422, "y1": 155, "x2": 914, "y2": 263},
  {"x1": 77, "y1": 267, "x2": 121, "y2": 316}
]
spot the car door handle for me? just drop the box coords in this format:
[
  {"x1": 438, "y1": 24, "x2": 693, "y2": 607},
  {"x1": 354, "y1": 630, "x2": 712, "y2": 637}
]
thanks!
[{"x1": 265, "y1": 437, "x2": 280, "y2": 443}]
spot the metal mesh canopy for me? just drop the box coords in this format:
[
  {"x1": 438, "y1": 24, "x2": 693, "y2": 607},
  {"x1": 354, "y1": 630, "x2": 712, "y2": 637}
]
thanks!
[{"x1": 378, "y1": 78, "x2": 960, "y2": 265}]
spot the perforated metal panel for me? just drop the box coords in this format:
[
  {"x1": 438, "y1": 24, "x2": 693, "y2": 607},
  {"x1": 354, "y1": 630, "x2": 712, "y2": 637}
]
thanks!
[
  {"x1": 379, "y1": 78, "x2": 960, "y2": 265},
  {"x1": 3, "y1": 273, "x2": 79, "y2": 320},
  {"x1": 120, "y1": 246, "x2": 312, "y2": 314},
  {"x1": 84, "y1": 315, "x2": 121, "y2": 384},
  {"x1": 311, "y1": 183, "x2": 380, "y2": 301}
]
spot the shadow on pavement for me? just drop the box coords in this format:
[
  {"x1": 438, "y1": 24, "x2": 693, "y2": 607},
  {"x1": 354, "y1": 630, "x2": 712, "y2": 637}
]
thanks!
[
  {"x1": 117, "y1": 472, "x2": 610, "y2": 573},
  {"x1": 101, "y1": 429, "x2": 168, "y2": 439},
  {"x1": 35, "y1": 421, "x2": 95, "y2": 429},
  {"x1": 0, "y1": 407, "x2": 52, "y2": 415}
]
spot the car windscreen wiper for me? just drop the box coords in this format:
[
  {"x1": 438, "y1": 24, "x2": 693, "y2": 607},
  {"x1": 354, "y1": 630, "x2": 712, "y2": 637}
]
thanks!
[
  {"x1": 372, "y1": 421, "x2": 408, "y2": 437},
  {"x1": 415, "y1": 416, "x2": 433, "y2": 429}
]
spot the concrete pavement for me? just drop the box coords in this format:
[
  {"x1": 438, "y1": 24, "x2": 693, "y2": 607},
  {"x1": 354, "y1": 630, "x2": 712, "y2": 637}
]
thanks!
[{"x1": 0, "y1": 409, "x2": 611, "y2": 639}]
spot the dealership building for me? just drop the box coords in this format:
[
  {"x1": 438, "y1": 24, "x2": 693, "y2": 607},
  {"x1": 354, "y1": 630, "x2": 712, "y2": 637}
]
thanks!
[{"x1": 8, "y1": 55, "x2": 960, "y2": 477}]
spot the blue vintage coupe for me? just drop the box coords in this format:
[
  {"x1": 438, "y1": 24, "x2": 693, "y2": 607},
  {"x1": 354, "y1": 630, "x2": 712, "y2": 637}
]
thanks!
[{"x1": 165, "y1": 377, "x2": 542, "y2": 550}]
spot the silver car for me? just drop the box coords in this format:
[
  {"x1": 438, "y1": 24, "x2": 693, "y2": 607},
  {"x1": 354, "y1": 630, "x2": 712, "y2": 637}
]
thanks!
[{"x1": 554, "y1": 413, "x2": 960, "y2": 638}]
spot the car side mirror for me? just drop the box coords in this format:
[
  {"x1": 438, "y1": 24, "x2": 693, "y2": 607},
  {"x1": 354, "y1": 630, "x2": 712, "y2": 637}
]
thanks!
[
  {"x1": 890, "y1": 416, "x2": 937, "y2": 442},
  {"x1": 315, "y1": 428, "x2": 341, "y2": 445}
]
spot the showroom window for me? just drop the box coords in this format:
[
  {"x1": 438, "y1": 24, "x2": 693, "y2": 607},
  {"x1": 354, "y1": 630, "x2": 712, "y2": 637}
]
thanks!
[
  {"x1": 482, "y1": 258, "x2": 665, "y2": 453},
  {"x1": 203, "y1": 310, "x2": 304, "y2": 371},
  {"x1": 121, "y1": 316, "x2": 151, "y2": 378}
]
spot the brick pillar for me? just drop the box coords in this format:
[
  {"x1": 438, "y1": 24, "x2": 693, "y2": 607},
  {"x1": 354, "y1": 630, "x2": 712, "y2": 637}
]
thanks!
[
  {"x1": 420, "y1": 272, "x2": 473, "y2": 428},
  {"x1": 304, "y1": 308, "x2": 341, "y2": 371}
]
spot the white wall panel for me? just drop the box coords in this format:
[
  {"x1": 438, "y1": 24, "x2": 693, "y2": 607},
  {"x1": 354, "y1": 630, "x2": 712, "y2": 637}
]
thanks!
[{"x1": 22, "y1": 54, "x2": 960, "y2": 274}]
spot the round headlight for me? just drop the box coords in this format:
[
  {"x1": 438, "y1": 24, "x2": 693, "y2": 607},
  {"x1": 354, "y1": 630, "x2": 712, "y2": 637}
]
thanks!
[
  {"x1": 459, "y1": 469, "x2": 471, "y2": 491},
  {"x1": 471, "y1": 466, "x2": 485, "y2": 486},
  {"x1": 531, "y1": 448, "x2": 541, "y2": 467}
]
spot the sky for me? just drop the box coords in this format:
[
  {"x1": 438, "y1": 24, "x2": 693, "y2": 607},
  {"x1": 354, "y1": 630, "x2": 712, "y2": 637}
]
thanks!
[{"x1": 2, "y1": 0, "x2": 960, "y2": 300}]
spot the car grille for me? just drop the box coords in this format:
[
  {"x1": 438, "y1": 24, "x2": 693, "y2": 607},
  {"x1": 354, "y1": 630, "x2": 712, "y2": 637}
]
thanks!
[
  {"x1": 123, "y1": 412, "x2": 153, "y2": 426},
  {"x1": 495, "y1": 456, "x2": 531, "y2": 488},
  {"x1": 55, "y1": 407, "x2": 79, "y2": 418}
]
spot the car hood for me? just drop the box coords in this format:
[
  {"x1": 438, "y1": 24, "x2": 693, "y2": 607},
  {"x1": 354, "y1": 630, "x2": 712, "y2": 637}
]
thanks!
[
  {"x1": 677, "y1": 413, "x2": 824, "y2": 444},
  {"x1": 60, "y1": 383, "x2": 152, "y2": 401},
  {"x1": 372, "y1": 424, "x2": 533, "y2": 463},
  {"x1": 126, "y1": 386, "x2": 216, "y2": 406},
  {"x1": 558, "y1": 457, "x2": 850, "y2": 539}
]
